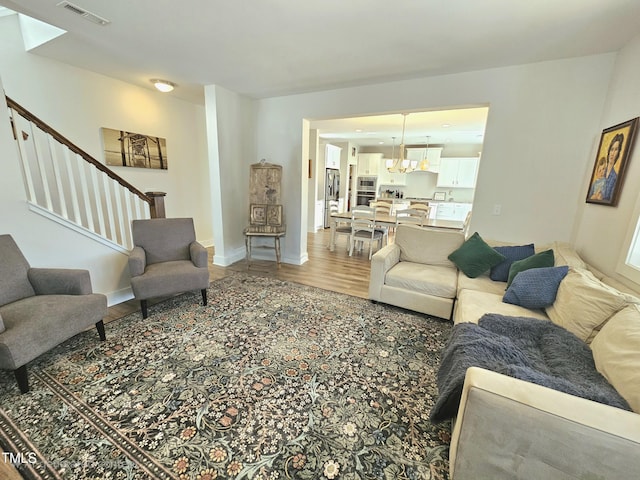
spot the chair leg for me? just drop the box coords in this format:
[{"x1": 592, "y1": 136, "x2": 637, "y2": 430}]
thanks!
[
  {"x1": 15, "y1": 365, "x2": 29, "y2": 394},
  {"x1": 140, "y1": 300, "x2": 148, "y2": 319},
  {"x1": 201, "y1": 289, "x2": 207, "y2": 306},
  {"x1": 95, "y1": 320, "x2": 106, "y2": 341}
]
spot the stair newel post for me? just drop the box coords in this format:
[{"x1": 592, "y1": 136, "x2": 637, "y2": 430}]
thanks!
[{"x1": 145, "y1": 191, "x2": 167, "y2": 218}]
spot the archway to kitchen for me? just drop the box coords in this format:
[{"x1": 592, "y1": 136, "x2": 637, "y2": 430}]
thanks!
[{"x1": 304, "y1": 106, "x2": 489, "y2": 253}]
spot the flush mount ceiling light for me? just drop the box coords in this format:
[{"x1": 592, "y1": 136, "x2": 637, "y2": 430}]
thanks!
[{"x1": 151, "y1": 79, "x2": 175, "y2": 93}]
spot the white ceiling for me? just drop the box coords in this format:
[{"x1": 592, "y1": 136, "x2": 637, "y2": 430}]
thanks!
[
  {"x1": 313, "y1": 107, "x2": 489, "y2": 147},
  {"x1": 1, "y1": 1, "x2": 639, "y2": 145}
]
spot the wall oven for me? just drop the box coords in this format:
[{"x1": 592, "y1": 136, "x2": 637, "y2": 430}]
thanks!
[
  {"x1": 356, "y1": 192, "x2": 376, "y2": 206},
  {"x1": 357, "y1": 176, "x2": 377, "y2": 191},
  {"x1": 356, "y1": 176, "x2": 377, "y2": 206}
]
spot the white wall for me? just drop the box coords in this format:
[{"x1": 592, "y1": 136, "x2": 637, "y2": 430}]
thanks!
[
  {"x1": 0, "y1": 14, "x2": 212, "y2": 302},
  {"x1": 204, "y1": 84, "x2": 257, "y2": 266},
  {"x1": 573, "y1": 33, "x2": 640, "y2": 285},
  {"x1": 254, "y1": 54, "x2": 616, "y2": 262}
]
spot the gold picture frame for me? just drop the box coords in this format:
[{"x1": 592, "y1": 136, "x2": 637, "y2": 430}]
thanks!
[{"x1": 586, "y1": 118, "x2": 638, "y2": 206}]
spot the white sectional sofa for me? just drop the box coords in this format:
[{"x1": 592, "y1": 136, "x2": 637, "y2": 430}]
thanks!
[{"x1": 369, "y1": 225, "x2": 640, "y2": 479}]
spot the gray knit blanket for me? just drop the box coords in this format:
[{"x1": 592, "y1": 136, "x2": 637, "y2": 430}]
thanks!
[{"x1": 429, "y1": 313, "x2": 630, "y2": 423}]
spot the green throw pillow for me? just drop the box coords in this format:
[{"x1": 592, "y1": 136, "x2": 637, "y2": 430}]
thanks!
[
  {"x1": 448, "y1": 232, "x2": 506, "y2": 278},
  {"x1": 507, "y1": 249, "x2": 555, "y2": 286}
]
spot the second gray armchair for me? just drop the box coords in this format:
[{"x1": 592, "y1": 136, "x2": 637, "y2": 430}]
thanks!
[{"x1": 128, "y1": 218, "x2": 210, "y2": 319}]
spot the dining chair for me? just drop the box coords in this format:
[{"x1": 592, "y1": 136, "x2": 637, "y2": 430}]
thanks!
[
  {"x1": 462, "y1": 210, "x2": 472, "y2": 238},
  {"x1": 329, "y1": 200, "x2": 351, "y2": 250},
  {"x1": 349, "y1": 206, "x2": 385, "y2": 259},
  {"x1": 369, "y1": 202, "x2": 392, "y2": 244},
  {"x1": 409, "y1": 203, "x2": 432, "y2": 218},
  {"x1": 370, "y1": 201, "x2": 392, "y2": 215},
  {"x1": 395, "y1": 208, "x2": 427, "y2": 227}
]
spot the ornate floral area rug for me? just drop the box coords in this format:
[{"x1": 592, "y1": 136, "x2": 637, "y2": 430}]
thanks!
[{"x1": 0, "y1": 273, "x2": 452, "y2": 480}]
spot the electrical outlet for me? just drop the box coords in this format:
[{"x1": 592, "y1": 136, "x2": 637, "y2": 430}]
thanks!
[{"x1": 492, "y1": 204, "x2": 502, "y2": 215}]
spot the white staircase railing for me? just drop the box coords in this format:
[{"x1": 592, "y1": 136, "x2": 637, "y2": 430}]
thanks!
[{"x1": 7, "y1": 97, "x2": 153, "y2": 252}]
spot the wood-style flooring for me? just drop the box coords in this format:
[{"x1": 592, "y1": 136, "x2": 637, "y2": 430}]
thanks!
[{"x1": 105, "y1": 228, "x2": 374, "y2": 323}]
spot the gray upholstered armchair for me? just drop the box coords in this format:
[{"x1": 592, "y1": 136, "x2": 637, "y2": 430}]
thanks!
[
  {"x1": 0, "y1": 234, "x2": 107, "y2": 393},
  {"x1": 128, "y1": 218, "x2": 209, "y2": 319}
]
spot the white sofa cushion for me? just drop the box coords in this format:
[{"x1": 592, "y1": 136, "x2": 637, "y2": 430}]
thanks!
[
  {"x1": 385, "y1": 262, "x2": 457, "y2": 299},
  {"x1": 453, "y1": 289, "x2": 549, "y2": 325},
  {"x1": 395, "y1": 225, "x2": 464, "y2": 266},
  {"x1": 457, "y1": 273, "x2": 507, "y2": 296},
  {"x1": 546, "y1": 268, "x2": 628, "y2": 344},
  {"x1": 552, "y1": 241, "x2": 588, "y2": 269},
  {"x1": 591, "y1": 304, "x2": 640, "y2": 413}
]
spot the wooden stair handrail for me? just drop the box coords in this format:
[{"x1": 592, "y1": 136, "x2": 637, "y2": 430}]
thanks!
[{"x1": 6, "y1": 96, "x2": 151, "y2": 204}]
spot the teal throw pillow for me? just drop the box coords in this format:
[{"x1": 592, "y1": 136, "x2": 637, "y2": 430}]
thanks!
[
  {"x1": 448, "y1": 232, "x2": 506, "y2": 278},
  {"x1": 503, "y1": 266, "x2": 569, "y2": 309},
  {"x1": 507, "y1": 249, "x2": 555, "y2": 286}
]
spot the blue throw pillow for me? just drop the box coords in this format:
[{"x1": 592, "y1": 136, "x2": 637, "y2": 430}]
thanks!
[
  {"x1": 503, "y1": 266, "x2": 569, "y2": 309},
  {"x1": 490, "y1": 244, "x2": 535, "y2": 282}
]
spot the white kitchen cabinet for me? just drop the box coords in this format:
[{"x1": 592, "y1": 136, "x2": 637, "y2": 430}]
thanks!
[
  {"x1": 357, "y1": 153, "x2": 382, "y2": 176},
  {"x1": 406, "y1": 147, "x2": 443, "y2": 172},
  {"x1": 437, "y1": 157, "x2": 479, "y2": 188},
  {"x1": 378, "y1": 163, "x2": 407, "y2": 186},
  {"x1": 315, "y1": 201, "x2": 324, "y2": 231},
  {"x1": 434, "y1": 202, "x2": 472, "y2": 221},
  {"x1": 325, "y1": 144, "x2": 341, "y2": 169}
]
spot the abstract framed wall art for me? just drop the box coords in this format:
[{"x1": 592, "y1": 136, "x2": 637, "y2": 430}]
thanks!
[
  {"x1": 586, "y1": 118, "x2": 638, "y2": 206},
  {"x1": 101, "y1": 127, "x2": 168, "y2": 170}
]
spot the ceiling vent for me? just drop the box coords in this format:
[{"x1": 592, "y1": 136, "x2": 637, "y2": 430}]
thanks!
[{"x1": 56, "y1": 1, "x2": 110, "y2": 26}]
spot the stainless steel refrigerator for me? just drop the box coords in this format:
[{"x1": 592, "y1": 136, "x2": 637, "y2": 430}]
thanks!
[{"x1": 324, "y1": 168, "x2": 340, "y2": 228}]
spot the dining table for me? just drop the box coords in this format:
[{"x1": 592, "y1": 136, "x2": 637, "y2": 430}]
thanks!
[{"x1": 328, "y1": 211, "x2": 464, "y2": 251}]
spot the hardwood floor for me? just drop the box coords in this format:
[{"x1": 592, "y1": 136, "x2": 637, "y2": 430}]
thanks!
[{"x1": 105, "y1": 229, "x2": 375, "y2": 323}]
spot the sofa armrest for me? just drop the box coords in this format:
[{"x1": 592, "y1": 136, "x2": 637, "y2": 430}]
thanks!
[
  {"x1": 128, "y1": 246, "x2": 147, "y2": 277},
  {"x1": 0, "y1": 312, "x2": 5, "y2": 334},
  {"x1": 369, "y1": 244, "x2": 400, "y2": 300},
  {"x1": 190, "y1": 241, "x2": 208, "y2": 268},
  {"x1": 450, "y1": 367, "x2": 640, "y2": 479},
  {"x1": 27, "y1": 268, "x2": 93, "y2": 295}
]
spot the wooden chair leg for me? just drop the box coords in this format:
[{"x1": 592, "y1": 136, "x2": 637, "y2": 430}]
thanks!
[
  {"x1": 95, "y1": 320, "x2": 106, "y2": 341},
  {"x1": 201, "y1": 289, "x2": 207, "y2": 306},
  {"x1": 141, "y1": 300, "x2": 148, "y2": 319},
  {"x1": 15, "y1": 365, "x2": 29, "y2": 394}
]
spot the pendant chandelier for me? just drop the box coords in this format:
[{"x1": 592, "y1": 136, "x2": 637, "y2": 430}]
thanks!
[
  {"x1": 386, "y1": 113, "x2": 417, "y2": 173},
  {"x1": 417, "y1": 135, "x2": 431, "y2": 171}
]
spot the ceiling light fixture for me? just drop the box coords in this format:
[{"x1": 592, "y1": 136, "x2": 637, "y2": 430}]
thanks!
[
  {"x1": 151, "y1": 79, "x2": 175, "y2": 93},
  {"x1": 386, "y1": 114, "x2": 417, "y2": 173},
  {"x1": 418, "y1": 136, "x2": 431, "y2": 171}
]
